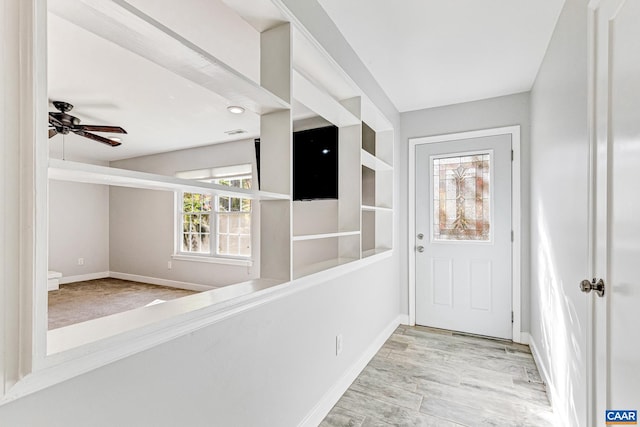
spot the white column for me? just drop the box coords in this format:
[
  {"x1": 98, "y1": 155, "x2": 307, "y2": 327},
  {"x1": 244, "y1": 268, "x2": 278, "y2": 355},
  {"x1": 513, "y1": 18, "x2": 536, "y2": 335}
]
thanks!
[{"x1": 0, "y1": 0, "x2": 48, "y2": 393}]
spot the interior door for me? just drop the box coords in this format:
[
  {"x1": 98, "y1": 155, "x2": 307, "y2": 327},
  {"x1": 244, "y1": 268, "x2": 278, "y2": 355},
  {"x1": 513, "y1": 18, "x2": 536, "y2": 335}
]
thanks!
[
  {"x1": 415, "y1": 135, "x2": 512, "y2": 339},
  {"x1": 591, "y1": 0, "x2": 640, "y2": 424}
]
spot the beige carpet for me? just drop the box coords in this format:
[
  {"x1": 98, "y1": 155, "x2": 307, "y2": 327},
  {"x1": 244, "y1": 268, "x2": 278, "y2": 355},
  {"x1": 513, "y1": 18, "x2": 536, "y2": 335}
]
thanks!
[{"x1": 48, "y1": 278, "x2": 197, "y2": 330}]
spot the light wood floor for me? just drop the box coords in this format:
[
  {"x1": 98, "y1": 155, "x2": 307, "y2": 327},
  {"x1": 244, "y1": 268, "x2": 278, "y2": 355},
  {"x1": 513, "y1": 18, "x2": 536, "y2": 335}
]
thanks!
[
  {"x1": 48, "y1": 278, "x2": 197, "y2": 330},
  {"x1": 321, "y1": 325, "x2": 557, "y2": 427}
]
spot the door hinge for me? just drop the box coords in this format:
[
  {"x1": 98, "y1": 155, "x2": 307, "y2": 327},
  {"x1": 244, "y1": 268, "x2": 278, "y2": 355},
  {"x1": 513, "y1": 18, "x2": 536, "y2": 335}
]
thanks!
[
  {"x1": 511, "y1": 230, "x2": 514, "y2": 242},
  {"x1": 511, "y1": 150, "x2": 514, "y2": 161},
  {"x1": 511, "y1": 311, "x2": 514, "y2": 323}
]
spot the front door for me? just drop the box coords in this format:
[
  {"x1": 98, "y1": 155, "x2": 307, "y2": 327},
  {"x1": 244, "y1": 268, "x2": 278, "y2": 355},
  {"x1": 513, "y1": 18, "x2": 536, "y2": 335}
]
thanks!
[
  {"x1": 415, "y1": 134, "x2": 512, "y2": 339},
  {"x1": 591, "y1": 0, "x2": 640, "y2": 423}
]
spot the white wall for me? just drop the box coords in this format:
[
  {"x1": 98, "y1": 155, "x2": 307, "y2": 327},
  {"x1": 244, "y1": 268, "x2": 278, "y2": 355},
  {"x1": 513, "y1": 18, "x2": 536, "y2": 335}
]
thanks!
[
  {"x1": 48, "y1": 180, "x2": 109, "y2": 279},
  {"x1": 109, "y1": 139, "x2": 260, "y2": 287},
  {"x1": 400, "y1": 92, "x2": 532, "y2": 332},
  {"x1": 529, "y1": 0, "x2": 589, "y2": 425},
  {"x1": 0, "y1": 0, "x2": 403, "y2": 424},
  {"x1": 0, "y1": 259, "x2": 399, "y2": 426}
]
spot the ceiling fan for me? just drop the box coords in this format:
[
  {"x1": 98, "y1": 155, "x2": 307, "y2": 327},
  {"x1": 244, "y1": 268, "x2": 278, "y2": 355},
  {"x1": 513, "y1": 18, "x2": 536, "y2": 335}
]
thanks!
[{"x1": 48, "y1": 100, "x2": 126, "y2": 147}]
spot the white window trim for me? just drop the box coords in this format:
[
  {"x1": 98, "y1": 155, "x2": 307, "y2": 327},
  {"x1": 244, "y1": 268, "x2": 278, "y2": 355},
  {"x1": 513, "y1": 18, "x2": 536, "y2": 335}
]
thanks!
[
  {"x1": 174, "y1": 173, "x2": 253, "y2": 262},
  {"x1": 171, "y1": 254, "x2": 252, "y2": 267}
]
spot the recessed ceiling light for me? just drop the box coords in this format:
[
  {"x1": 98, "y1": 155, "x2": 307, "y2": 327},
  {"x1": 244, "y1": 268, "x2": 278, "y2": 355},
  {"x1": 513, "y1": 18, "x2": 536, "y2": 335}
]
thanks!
[
  {"x1": 109, "y1": 137, "x2": 122, "y2": 143},
  {"x1": 227, "y1": 106, "x2": 245, "y2": 114}
]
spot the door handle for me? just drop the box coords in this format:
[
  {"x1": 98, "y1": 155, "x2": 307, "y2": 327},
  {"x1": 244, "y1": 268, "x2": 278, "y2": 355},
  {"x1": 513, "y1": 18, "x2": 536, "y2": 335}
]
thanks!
[
  {"x1": 416, "y1": 246, "x2": 425, "y2": 253},
  {"x1": 580, "y1": 278, "x2": 605, "y2": 297}
]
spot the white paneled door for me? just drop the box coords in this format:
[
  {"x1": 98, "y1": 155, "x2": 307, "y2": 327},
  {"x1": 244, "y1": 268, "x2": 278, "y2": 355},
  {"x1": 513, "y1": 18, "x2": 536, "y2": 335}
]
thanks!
[
  {"x1": 591, "y1": 0, "x2": 640, "y2": 424},
  {"x1": 415, "y1": 135, "x2": 512, "y2": 339}
]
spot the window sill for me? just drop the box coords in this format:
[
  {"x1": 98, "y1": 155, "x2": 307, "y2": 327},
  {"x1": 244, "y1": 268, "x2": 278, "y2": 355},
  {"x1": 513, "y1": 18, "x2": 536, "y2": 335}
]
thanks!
[{"x1": 171, "y1": 254, "x2": 253, "y2": 267}]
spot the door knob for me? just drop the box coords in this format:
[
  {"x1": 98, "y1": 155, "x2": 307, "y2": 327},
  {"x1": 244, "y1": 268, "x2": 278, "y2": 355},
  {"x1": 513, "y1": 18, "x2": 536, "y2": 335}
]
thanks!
[
  {"x1": 417, "y1": 246, "x2": 425, "y2": 253},
  {"x1": 417, "y1": 233, "x2": 424, "y2": 240},
  {"x1": 580, "y1": 278, "x2": 605, "y2": 297}
]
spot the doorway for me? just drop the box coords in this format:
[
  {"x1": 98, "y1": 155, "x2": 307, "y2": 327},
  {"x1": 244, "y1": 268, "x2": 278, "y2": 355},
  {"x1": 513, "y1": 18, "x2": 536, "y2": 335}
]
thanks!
[{"x1": 408, "y1": 126, "x2": 522, "y2": 342}]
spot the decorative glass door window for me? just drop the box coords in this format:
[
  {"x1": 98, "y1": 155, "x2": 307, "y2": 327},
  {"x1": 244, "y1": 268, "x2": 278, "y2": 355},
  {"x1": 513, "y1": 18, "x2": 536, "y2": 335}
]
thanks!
[{"x1": 432, "y1": 153, "x2": 490, "y2": 241}]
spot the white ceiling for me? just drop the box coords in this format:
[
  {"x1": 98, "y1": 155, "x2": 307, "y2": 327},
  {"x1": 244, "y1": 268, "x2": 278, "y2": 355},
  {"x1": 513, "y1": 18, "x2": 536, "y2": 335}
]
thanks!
[
  {"x1": 316, "y1": 0, "x2": 565, "y2": 112},
  {"x1": 47, "y1": 0, "x2": 357, "y2": 163},
  {"x1": 48, "y1": 0, "x2": 265, "y2": 163},
  {"x1": 48, "y1": 0, "x2": 565, "y2": 163}
]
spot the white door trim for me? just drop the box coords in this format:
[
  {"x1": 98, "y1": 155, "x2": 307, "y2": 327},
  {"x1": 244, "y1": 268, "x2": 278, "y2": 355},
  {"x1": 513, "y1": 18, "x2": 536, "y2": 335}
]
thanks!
[{"x1": 408, "y1": 125, "x2": 522, "y2": 343}]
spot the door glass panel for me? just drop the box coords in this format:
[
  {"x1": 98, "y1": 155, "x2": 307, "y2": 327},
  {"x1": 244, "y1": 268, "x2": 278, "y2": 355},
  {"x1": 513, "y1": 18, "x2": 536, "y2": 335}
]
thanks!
[{"x1": 433, "y1": 153, "x2": 490, "y2": 241}]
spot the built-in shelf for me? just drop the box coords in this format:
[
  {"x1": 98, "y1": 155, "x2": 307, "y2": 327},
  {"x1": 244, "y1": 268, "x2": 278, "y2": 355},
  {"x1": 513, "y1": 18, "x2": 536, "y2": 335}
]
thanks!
[
  {"x1": 361, "y1": 205, "x2": 392, "y2": 212},
  {"x1": 362, "y1": 248, "x2": 392, "y2": 259},
  {"x1": 293, "y1": 70, "x2": 360, "y2": 127},
  {"x1": 361, "y1": 150, "x2": 392, "y2": 171},
  {"x1": 49, "y1": 159, "x2": 290, "y2": 201},
  {"x1": 292, "y1": 230, "x2": 360, "y2": 241},
  {"x1": 293, "y1": 257, "x2": 359, "y2": 280},
  {"x1": 361, "y1": 121, "x2": 394, "y2": 259}
]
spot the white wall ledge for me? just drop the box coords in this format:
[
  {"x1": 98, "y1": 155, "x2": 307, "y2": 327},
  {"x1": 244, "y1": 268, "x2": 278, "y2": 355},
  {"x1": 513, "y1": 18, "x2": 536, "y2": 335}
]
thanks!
[
  {"x1": 49, "y1": 159, "x2": 289, "y2": 201},
  {"x1": 3, "y1": 251, "x2": 394, "y2": 405}
]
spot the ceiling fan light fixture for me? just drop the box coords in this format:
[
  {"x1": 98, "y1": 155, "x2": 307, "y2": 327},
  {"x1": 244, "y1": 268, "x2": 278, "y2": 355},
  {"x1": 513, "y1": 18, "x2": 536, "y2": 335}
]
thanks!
[
  {"x1": 227, "y1": 105, "x2": 245, "y2": 114},
  {"x1": 108, "y1": 137, "x2": 122, "y2": 143}
]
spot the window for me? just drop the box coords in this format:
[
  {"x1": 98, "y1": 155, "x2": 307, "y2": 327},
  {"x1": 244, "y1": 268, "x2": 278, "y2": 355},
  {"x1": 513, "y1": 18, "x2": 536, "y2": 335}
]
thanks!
[
  {"x1": 432, "y1": 154, "x2": 490, "y2": 241},
  {"x1": 213, "y1": 176, "x2": 252, "y2": 257},
  {"x1": 178, "y1": 175, "x2": 252, "y2": 258}
]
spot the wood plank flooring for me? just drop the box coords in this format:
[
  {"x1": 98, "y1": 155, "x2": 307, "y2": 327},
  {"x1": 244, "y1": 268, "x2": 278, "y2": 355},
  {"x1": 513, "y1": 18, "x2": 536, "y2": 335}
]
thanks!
[{"x1": 321, "y1": 325, "x2": 557, "y2": 427}]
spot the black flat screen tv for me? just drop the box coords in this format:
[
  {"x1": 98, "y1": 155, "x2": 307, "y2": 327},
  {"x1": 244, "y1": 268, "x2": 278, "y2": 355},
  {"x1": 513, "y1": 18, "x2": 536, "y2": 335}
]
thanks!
[{"x1": 293, "y1": 125, "x2": 338, "y2": 201}]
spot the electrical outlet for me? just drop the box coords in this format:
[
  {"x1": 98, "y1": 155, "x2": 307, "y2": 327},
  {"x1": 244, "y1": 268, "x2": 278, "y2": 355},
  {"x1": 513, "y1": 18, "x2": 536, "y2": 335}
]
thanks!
[
  {"x1": 336, "y1": 334, "x2": 343, "y2": 356},
  {"x1": 77, "y1": 258, "x2": 84, "y2": 266},
  {"x1": 167, "y1": 261, "x2": 172, "y2": 270}
]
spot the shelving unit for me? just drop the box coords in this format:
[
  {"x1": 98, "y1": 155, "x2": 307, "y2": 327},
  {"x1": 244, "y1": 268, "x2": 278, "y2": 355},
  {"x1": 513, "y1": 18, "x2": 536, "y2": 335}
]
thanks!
[
  {"x1": 361, "y1": 122, "x2": 394, "y2": 258},
  {"x1": 290, "y1": 94, "x2": 394, "y2": 275},
  {"x1": 43, "y1": 0, "x2": 396, "y2": 359},
  {"x1": 290, "y1": 94, "x2": 362, "y2": 278},
  {"x1": 47, "y1": 9, "x2": 395, "y2": 285}
]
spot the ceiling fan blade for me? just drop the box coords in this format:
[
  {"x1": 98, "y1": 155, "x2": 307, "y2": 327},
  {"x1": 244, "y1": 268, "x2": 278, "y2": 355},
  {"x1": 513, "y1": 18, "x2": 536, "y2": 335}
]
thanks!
[
  {"x1": 78, "y1": 124, "x2": 127, "y2": 134},
  {"x1": 49, "y1": 128, "x2": 58, "y2": 139},
  {"x1": 75, "y1": 130, "x2": 122, "y2": 147}
]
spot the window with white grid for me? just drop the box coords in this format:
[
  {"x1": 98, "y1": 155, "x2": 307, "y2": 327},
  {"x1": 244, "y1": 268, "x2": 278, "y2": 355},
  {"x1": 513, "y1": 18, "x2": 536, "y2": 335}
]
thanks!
[{"x1": 178, "y1": 175, "x2": 251, "y2": 258}]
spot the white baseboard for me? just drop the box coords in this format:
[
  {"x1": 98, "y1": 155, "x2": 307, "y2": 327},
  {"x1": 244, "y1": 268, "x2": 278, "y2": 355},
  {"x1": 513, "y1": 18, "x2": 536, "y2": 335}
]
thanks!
[
  {"x1": 58, "y1": 271, "x2": 110, "y2": 285},
  {"x1": 398, "y1": 314, "x2": 410, "y2": 325},
  {"x1": 47, "y1": 279, "x2": 59, "y2": 291},
  {"x1": 298, "y1": 314, "x2": 402, "y2": 427},
  {"x1": 529, "y1": 335, "x2": 560, "y2": 417},
  {"x1": 518, "y1": 332, "x2": 530, "y2": 345},
  {"x1": 109, "y1": 271, "x2": 215, "y2": 292}
]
